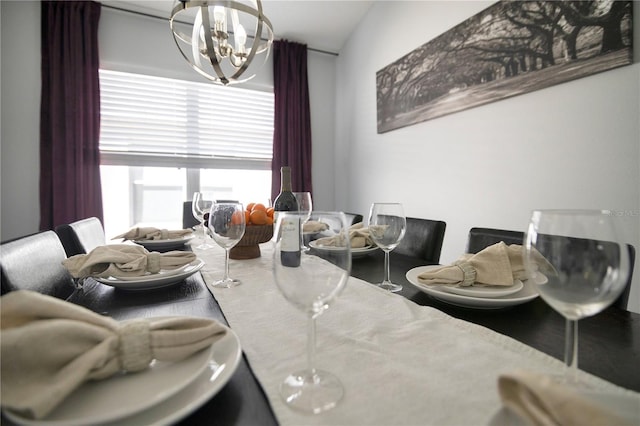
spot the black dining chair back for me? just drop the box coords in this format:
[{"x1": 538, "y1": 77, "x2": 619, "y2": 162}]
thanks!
[
  {"x1": 394, "y1": 217, "x2": 446, "y2": 263},
  {"x1": 465, "y1": 227, "x2": 636, "y2": 311},
  {"x1": 55, "y1": 217, "x2": 106, "y2": 257},
  {"x1": 1, "y1": 231, "x2": 76, "y2": 299},
  {"x1": 344, "y1": 213, "x2": 363, "y2": 226},
  {"x1": 466, "y1": 227, "x2": 525, "y2": 254},
  {"x1": 183, "y1": 201, "x2": 200, "y2": 229}
]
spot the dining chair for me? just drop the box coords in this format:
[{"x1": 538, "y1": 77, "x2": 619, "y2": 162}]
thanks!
[
  {"x1": 55, "y1": 217, "x2": 106, "y2": 257},
  {"x1": 466, "y1": 227, "x2": 525, "y2": 254},
  {"x1": 183, "y1": 201, "x2": 200, "y2": 229},
  {"x1": 465, "y1": 227, "x2": 636, "y2": 311},
  {"x1": 0, "y1": 231, "x2": 76, "y2": 299},
  {"x1": 394, "y1": 217, "x2": 447, "y2": 263},
  {"x1": 344, "y1": 212, "x2": 363, "y2": 226}
]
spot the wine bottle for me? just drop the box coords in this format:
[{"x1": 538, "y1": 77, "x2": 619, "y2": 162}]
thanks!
[
  {"x1": 280, "y1": 215, "x2": 301, "y2": 267},
  {"x1": 273, "y1": 166, "x2": 298, "y2": 217},
  {"x1": 274, "y1": 166, "x2": 300, "y2": 267}
]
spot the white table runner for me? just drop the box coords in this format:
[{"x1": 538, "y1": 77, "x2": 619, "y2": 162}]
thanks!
[{"x1": 192, "y1": 242, "x2": 635, "y2": 425}]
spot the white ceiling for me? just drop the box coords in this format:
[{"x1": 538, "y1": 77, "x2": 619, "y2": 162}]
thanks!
[{"x1": 100, "y1": 0, "x2": 374, "y2": 54}]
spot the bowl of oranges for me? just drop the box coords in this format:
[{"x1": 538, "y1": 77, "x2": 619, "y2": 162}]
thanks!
[{"x1": 229, "y1": 203, "x2": 275, "y2": 260}]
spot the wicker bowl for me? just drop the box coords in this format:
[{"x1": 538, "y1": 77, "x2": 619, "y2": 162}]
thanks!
[{"x1": 229, "y1": 225, "x2": 274, "y2": 259}]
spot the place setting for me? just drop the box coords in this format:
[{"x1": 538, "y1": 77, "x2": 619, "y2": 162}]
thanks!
[
  {"x1": 113, "y1": 226, "x2": 195, "y2": 252},
  {"x1": 405, "y1": 241, "x2": 544, "y2": 309},
  {"x1": 62, "y1": 244, "x2": 204, "y2": 291},
  {"x1": 308, "y1": 222, "x2": 380, "y2": 258},
  {"x1": 0, "y1": 291, "x2": 241, "y2": 426}
]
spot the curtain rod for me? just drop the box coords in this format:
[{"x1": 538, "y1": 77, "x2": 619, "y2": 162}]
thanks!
[{"x1": 102, "y1": 4, "x2": 339, "y2": 57}]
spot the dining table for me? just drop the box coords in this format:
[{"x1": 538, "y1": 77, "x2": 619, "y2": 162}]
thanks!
[{"x1": 5, "y1": 238, "x2": 639, "y2": 425}]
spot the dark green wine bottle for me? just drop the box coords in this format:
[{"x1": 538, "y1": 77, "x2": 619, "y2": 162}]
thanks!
[{"x1": 273, "y1": 167, "x2": 298, "y2": 214}]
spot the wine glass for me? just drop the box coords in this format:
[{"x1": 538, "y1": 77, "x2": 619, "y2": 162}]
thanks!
[
  {"x1": 368, "y1": 203, "x2": 406, "y2": 292},
  {"x1": 208, "y1": 201, "x2": 246, "y2": 288},
  {"x1": 192, "y1": 192, "x2": 214, "y2": 250},
  {"x1": 293, "y1": 192, "x2": 313, "y2": 250},
  {"x1": 523, "y1": 209, "x2": 630, "y2": 385},
  {"x1": 272, "y1": 211, "x2": 351, "y2": 414}
]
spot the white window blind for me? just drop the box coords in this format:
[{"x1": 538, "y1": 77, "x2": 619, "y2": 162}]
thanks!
[{"x1": 99, "y1": 69, "x2": 274, "y2": 170}]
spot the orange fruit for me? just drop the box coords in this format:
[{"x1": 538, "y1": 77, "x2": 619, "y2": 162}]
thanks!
[
  {"x1": 266, "y1": 207, "x2": 274, "y2": 218},
  {"x1": 231, "y1": 210, "x2": 244, "y2": 225},
  {"x1": 251, "y1": 203, "x2": 266, "y2": 212},
  {"x1": 246, "y1": 202, "x2": 256, "y2": 212},
  {"x1": 265, "y1": 216, "x2": 274, "y2": 226},
  {"x1": 244, "y1": 210, "x2": 251, "y2": 225},
  {"x1": 249, "y1": 209, "x2": 267, "y2": 225}
]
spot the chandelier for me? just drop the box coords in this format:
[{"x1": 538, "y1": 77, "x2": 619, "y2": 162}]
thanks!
[{"x1": 170, "y1": 0, "x2": 274, "y2": 85}]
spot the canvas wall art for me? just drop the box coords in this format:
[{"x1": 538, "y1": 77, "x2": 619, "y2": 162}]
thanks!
[{"x1": 376, "y1": 0, "x2": 633, "y2": 133}]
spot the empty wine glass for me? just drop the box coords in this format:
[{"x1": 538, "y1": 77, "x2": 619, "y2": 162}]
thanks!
[
  {"x1": 192, "y1": 192, "x2": 214, "y2": 250},
  {"x1": 273, "y1": 211, "x2": 351, "y2": 414},
  {"x1": 523, "y1": 209, "x2": 630, "y2": 385},
  {"x1": 368, "y1": 203, "x2": 406, "y2": 292},
  {"x1": 293, "y1": 192, "x2": 313, "y2": 250},
  {"x1": 208, "y1": 201, "x2": 246, "y2": 288}
]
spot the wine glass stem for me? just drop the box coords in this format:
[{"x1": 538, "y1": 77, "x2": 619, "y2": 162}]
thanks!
[
  {"x1": 301, "y1": 220, "x2": 309, "y2": 249},
  {"x1": 200, "y1": 220, "x2": 207, "y2": 240},
  {"x1": 383, "y1": 250, "x2": 391, "y2": 283},
  {"x1": 564, "y1": 318, "x2": 579, "y2": 383},
  {"x1": 223, "y1": 249, "x2": 231, "y2": 281},
  {"x1": 307, "y1": 314, "x2": 317, "y2": 376}
]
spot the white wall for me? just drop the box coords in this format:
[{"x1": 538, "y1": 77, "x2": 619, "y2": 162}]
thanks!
[
  {"x1": 1, "y1": 2, "x2": 337, "y2": 238},
  {"x1": 335, "y1": 1, "x2": 640, "y2": 313},
  {"x1": 1, "y1": 1, "x2": 42, "y2": 240}
]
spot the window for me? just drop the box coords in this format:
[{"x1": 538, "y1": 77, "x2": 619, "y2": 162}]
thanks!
[{"x1": 99, "y1": 70, "x2": 273, "y2": 237}]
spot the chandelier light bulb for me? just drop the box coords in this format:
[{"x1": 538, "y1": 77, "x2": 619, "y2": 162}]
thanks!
[
  {"x1": 235, "y1": 24, "x2": 247, "y2": 54},
  {"x1": 213, "y1": 6, "x2": 226, "y2": 32}
]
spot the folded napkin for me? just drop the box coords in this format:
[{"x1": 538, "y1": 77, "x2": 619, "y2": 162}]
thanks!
[
  {"x1": 0, "y1": 290, "x2": 226, "y2": 420},
  {"x1": 62, "y1": 244, "x2": 197, "y2": 278},
  {"x1": 114, "y1": 227, "x2": 193, "y2": 241},
  {"x1": 498, "y1": 370, "x2": 631, "y2": 425},
  {"x1": 314, "y1": 223, "x2": 374, "y2": 249},
  {"x1": 303, "y1": 220, "x2": 329, "y2": 233},
  {"x1": 417, "y1": 242, "x2": 551, "y2": 287}
]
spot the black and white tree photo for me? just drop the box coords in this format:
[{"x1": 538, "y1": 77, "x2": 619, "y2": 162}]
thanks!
[{"x1": 376, "y1": 0, "x2": 633, "y2": 133}]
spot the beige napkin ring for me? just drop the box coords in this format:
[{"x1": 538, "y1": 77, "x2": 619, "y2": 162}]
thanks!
[
  {"x1": 118, "y1": 320, "x2": 152, "y2": 372},
  {"x1": 454, "y1": 261, "x2": 476, "y2": 287},
  {"x1": 146, "y1": 252, "x2": 162, "y2": 274}
]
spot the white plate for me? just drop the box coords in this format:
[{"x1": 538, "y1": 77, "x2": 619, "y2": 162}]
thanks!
[
  {"x1": 489, "y1": 389, "x2": 640, "y2": 426},
  {"x1": 107, "y1": 262, "x2": 196, "y2": 282},
  {"x1": 133, "y1": 234, "x2": 195, "y2": 251},
  {"x1": 406, "y1": 265, "x2": 539, "y2": 309},
  {"x1": 4, "y1": 334, "x2": 221, "y2": 426},
  {"x1": 309, "y1": 240, "x2": 379, "y2": 258},
  {"x1": 351, "y1": 246, "x2": 379, "y2": 258},
  {"x1": 94, "y1": 259, "x2": 204, "y2": 290},
  {"x1": 441, "y1": 279, "x2": 524, "y2": 298},
  {"x1": 101, "y1": 328, "x2": 242, "y2": 426}
]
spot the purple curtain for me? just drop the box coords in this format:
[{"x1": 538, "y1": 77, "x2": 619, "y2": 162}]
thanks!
[
  {"x1": 271, "y1": 40, "x2": 313, "y2": 201},
  {"x1": 40, "y1": 1, "x2": 103, "y2": 231}
]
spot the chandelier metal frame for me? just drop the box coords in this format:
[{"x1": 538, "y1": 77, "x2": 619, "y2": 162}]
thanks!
[{"x1": 170, "y1": 0, "x2": 274, "y2": 85}]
